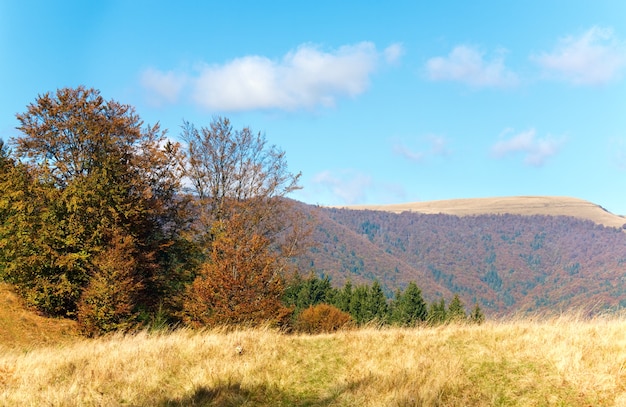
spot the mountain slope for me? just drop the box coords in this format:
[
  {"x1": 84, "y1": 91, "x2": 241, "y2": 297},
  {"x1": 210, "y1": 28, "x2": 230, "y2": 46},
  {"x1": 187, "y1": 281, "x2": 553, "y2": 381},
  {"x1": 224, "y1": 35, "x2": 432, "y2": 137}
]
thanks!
[
  {"x1": 338, "y1": 196, "x2": 626, "y2": 229},
  {"x1": 296, "y1": 198, "x2": 626, "y2": 316}
]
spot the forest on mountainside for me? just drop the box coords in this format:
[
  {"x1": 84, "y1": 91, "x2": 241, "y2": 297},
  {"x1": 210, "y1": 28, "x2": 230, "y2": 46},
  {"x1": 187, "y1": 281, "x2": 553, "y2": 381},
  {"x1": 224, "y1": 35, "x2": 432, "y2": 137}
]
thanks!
[{"x1": 294, "y1": 205, "x2": 626, "y2": 315}]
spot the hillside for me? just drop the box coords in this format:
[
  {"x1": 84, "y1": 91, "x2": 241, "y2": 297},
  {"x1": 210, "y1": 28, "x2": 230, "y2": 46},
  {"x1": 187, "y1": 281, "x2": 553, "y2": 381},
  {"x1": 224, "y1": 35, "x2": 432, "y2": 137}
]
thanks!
[
  {"x1": 296, "y1": 197, "x2": 626, "y2": 316},
  {"x1": 338, "y1": 196, "x2": 626, "y2": 229}
]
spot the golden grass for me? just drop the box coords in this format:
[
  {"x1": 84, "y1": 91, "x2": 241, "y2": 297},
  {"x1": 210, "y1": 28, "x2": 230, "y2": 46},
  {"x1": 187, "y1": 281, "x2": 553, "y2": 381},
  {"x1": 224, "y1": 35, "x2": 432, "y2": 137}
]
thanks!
[
  {"x1": 2, "y1": 315, "x2": 626, "y2": 406},
  {"x1": 0, "y1": 283, "x2": 78, "y2": 350},
  {"x1": 338, "y1": 196, "x2": 626, "y2": 228}
]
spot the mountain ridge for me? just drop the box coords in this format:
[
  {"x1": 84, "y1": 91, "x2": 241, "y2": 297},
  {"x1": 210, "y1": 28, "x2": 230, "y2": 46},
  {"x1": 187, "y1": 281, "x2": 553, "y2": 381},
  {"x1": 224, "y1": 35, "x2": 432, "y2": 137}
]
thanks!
[{"x1": 333, "y1": 196, "x2": 626, "y2": 229}]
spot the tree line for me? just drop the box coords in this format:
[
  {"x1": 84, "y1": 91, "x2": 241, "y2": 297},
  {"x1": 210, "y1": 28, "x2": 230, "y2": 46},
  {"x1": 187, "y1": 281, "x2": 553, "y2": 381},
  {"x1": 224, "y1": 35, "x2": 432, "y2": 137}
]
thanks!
[
  {"x1": 284, "y1": 274, "x2": 484, "y2": 332},
  {"x1": 0, "y1": 86, "x2": 482, "y2": 335}
]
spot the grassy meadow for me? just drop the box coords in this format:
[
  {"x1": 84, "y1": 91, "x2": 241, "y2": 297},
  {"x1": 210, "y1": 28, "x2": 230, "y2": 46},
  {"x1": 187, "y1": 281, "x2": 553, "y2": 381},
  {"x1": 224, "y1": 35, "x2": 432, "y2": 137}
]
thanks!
[{"x1": 2, "y1": 312, "x2": 626, "y2": 406}]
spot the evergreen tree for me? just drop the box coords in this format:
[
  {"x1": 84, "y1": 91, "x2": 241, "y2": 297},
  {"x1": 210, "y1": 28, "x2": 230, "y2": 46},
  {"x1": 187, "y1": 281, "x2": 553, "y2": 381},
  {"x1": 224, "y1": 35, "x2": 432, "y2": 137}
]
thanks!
[
  {"x1": 447, "y1": 294, "x2": 466, "y2": 322},
  {"x1": 282, "y1": 273, "x2": 337, "y2": 314},
  {"x1": 282, "y1": 272, "x2": 304, "y2": 310},
  {"x1": 349, "y1": 285, "x2": 369, "y2": 325},
  {"x1": 428, "y1": 298, "x2": 447, "y2": 325},
  {"x1": 346, "y1": 281, "x2": 389, "y2": 325},
  {"x1": 390, "y1": 288, "x2": 403, "y2": 323},
  {"x1": 334, "y1": 280, "x2": 353, "y2": 313},
  {"x1": 469, "y1": 303, "x2": 485, "y2": 324},
  {"x1": 391, "y1": 282, "x2": 427, "y2": 326},
  {"x1": 367, "y1": 281, "x2": 389, "y2": 323}
]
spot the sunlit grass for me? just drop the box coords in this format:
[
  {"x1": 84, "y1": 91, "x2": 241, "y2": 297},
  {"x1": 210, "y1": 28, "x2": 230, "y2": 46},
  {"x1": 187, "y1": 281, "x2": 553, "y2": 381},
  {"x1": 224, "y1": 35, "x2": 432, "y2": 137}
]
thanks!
[
  {"x1": 2, "y1": 314, "x2": 626, "y2": 406},
  {"x1": 0, "y1": 283, "x2": 78, "y2": 351}
]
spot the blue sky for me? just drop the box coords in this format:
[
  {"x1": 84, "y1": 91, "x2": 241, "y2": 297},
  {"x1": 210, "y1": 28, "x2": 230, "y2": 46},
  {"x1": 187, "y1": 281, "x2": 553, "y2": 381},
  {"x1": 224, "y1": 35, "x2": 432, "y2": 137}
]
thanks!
[{"x1": 2, "y1": 1, "x2": 626, "y2": 215}]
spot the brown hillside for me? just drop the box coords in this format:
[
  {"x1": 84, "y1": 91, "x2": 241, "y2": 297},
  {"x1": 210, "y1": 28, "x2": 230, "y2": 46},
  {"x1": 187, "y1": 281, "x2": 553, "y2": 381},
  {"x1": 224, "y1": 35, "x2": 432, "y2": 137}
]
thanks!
[
  {"x1": 300, "y1": 201, "x2": 626, "y2": 315},
  {"x1": 0, "y1": 283, "x2": 79, "y2": 349},
  {"x1": 339, "y1": 196, "x2": 626, "y2": 229}
]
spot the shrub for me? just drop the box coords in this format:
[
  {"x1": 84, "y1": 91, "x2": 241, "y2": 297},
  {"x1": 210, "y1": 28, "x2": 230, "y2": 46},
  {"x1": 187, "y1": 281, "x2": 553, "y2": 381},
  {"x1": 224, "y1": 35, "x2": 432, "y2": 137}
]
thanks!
[{"x1": 296, "y1": 304, "x2": 353, "y2": 334}]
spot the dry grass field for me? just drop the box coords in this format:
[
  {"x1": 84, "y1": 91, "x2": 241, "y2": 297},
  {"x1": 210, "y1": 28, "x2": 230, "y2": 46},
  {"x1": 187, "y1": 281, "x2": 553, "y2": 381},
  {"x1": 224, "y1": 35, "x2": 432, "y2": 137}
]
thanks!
[
  {"x1": 3, "y1": 260, "x2": 626, "y2": 406},
  {"x1": 2, "y1": 313, "x2": 626, "y2": 406},
  {"x1": 0, "y1": 283, "x2": 78, "y2": 350},
  {"x1": 339, "y1": 196, "x2": 626, "y2": 229}
]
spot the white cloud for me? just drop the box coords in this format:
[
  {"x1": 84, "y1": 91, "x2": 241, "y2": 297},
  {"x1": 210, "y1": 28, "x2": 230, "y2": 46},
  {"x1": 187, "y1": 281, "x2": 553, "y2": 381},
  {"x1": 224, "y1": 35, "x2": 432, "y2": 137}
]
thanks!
[
  {"x1": 309, "y1": 169, "x2": 406, "y2": 205},
  {"x1": 393, "y1": 144, "x2": 425, "y2": 163},
  {"x1": 140, "y1": 68, "x2": 187, "y2": 106},
  {"x1": 384, "y1": 43, "x2": 405, "y2": 65},
  {"x1": 425, "y1": 45, "x2": 519, "y2": 88},
  {"x1": 393, "y1": 135, "x2": 450, "y2": 163},
  {"x1": 140, "y1": 42, "x2": 402, "y2": 112},
  {"x1": 532, "y1": 26, "x2": 626, "y2": 85},
  {"x1": 312, "y1": 170, "x2": 373, "y2": 204},
  {"x1": 491, "y1": 128, "x2": 566, "y2": 167}
]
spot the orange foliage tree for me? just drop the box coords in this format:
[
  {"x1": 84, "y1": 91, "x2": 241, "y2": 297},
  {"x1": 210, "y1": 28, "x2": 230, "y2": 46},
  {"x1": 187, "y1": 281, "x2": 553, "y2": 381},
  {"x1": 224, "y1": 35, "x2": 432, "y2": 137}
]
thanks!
[
  {"x1": 180, "y1": 117, "x2": 308, "y2": 327},
  {"x1": 182, "y1": 212, "x2": 291, "y2": 327}
]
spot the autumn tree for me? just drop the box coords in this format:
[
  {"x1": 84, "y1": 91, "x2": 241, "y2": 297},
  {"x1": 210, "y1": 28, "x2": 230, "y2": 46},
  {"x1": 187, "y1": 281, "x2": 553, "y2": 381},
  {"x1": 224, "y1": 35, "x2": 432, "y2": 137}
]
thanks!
[
  {"x1": 1, "y1": 87, "x2": 191, "y2": 329},
  {"x1": 0, "y1": 139, "x2": 17, "y2": 279},
  {"x1": 76, "y1": 230, "x2": 143, "y2": 336},
  {"x1": 180, "y1": 117, "x2": 306, "y2": 326},
  {"x1": 182, "y1": 211, "x2": 292, "y2": 327},
  {"x1": 180, "y1": 118, "x2": 302, "y2": 243}
]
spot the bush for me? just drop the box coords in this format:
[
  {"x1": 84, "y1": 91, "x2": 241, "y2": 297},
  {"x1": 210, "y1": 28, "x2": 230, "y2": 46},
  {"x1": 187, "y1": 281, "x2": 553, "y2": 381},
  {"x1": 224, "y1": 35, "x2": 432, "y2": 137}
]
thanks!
[{"x1": 295, "y1": 304, "x2": 353, "y2": 334}]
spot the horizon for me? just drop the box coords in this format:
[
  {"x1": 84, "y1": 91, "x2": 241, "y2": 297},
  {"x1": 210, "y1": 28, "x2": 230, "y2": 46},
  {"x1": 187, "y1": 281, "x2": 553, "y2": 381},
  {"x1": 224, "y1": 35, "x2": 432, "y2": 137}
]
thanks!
[{"x1": 1, "y1": 1, "x2": 625, "y2": 215}]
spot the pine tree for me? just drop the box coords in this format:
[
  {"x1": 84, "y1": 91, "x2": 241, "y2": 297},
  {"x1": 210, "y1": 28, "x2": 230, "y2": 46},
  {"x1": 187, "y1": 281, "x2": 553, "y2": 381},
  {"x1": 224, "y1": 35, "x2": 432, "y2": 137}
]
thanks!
[
  {"x1": 349, "y1": 285, "x2": 369, "y2": 325},
  {"x1": 282, "y1": 272, "x2": 304, "y2": 310},
  {"x1": 391, "y1": 282, "x2": 427, "y2": 326},
  {"x1": 335, "y1": 280, "x2": 353, "y2": 313},
  {"x1": 283, "y1": 273, "x2": 337, "y2": 314},
  {"x1": 447, "y1": 294, "x2": 466, "y2": 322},
  {"x1": 428, "y1": 298, "x2": 447, "y2": 325},
  {"x1": 367, "y1": 281, "x2": 389, "y2": 323},
  {"x1": 470, "y1": 303, "x2": 485, "y2": 324}
]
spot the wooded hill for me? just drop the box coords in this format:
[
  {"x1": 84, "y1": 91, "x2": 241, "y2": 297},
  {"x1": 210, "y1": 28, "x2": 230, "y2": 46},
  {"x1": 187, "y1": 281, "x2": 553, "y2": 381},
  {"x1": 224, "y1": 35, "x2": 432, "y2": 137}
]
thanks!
[{"x1": 294, "y1": 198, "x2": 626, "y2": 316}]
